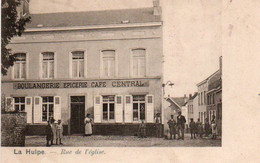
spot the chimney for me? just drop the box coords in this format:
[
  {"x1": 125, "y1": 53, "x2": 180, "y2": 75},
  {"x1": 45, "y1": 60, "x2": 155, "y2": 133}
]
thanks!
[
  {"x1": 219, "y1": 56, "x2": 222, "y2": 76},
  {"x1": 153, "y1": 0, "x2": 161, "y2": 16},
  {"x1": 189, "y1": 94, "x2": 192, "y2": 100},
  {"x1": 184, "y1": 94, "x2": 188, "y2": 103}
]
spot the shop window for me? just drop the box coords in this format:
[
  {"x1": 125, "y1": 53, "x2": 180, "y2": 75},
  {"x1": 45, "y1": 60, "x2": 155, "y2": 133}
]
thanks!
[
  {"x1": 102, "y1": 95, "x2": 115, "y2": 121},
  {"x1": 132, "y1": 49, "x2": 146, "y2": 77},
  {"x1": 133, "y1": 95, "x2": 146, "y2": 121},
  {"x1": 13, "y1": 53, "x2": 26, "y2": 79},
  {"x1": 42, "y1": 52, "x2": 54, "y2": 79},
  {"x1": 42, "y1": 96, "x2": 54, "y2": 122},
  {"x1": 14, "y1": 97, "x2": 25, "y2": 112},
  {"x1": 102, "y1": 50, "x2": 115, "y2": 78},
  {"x1": 72, "y1": 51, "x2": 84, "y2": 78}
]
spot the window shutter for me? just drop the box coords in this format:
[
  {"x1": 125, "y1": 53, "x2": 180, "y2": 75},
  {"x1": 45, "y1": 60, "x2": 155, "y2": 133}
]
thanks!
[
  {"x1": 146, "y1": 95, "x2": 154, "y2": 123},
  {"x1": 69, "y1": 52, "x2": 72, "y2": 78},
  {"x1": 25, "y1": 97, "x2": 32, "y2": 123},
  {"x1": 115, "y1": 95, "x2": 123, "y2": 123},
  {"x1": 34, "y1": 96, "x2": 42, "y2": 123},
  {"x1": 5, "y1": 97, "x2": 14, "y2": 112},
  {"x1": 124, "y1": 95, "x2": 133, "y2": 123},
  {"x1": 54, "y1": 96, "x2": 61, "y2": 121},
  {"x1": 84, "y1": 51, "x2": 87, "y2": 78},
  {"x1": 94, "y1": 95, "x2": 102, "y2": 123}
]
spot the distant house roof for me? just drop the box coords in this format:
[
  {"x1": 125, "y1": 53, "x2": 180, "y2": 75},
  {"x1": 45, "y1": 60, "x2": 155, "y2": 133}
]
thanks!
[
  {"x1": 208, "y1": 71, "x2": 222, "y2": 91},
  {"x1": 190, "y1": 92, "x2": 198, "y2": 100},
  {"x1": 169, "y1": 97, "x2": 187, "y2": 108},
  {"x1": 196, "y1": 70, "x2": 220, "y2": 86},
  {"x1": 26, "y1": 8, "x2": 161, "y2": 29}
]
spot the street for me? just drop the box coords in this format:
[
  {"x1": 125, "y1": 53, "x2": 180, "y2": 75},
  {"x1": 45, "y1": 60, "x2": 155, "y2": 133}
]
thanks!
[{"x1": 25, "y1": 134, "x2": 221, "y2": 147}]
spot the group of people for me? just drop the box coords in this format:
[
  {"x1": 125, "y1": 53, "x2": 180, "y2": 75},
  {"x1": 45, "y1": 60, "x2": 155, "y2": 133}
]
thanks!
[
  {"x1": 139, "y1": 111, "x2": 187, "y2": 140},
  {"x1": 167, "y1": 111, "x2": 186, "y2": 140},
  {"x1": 189, "y1": 118, "x2": 217, "y2": 139},
  {"x1": 46, "y1": 118, "x2": 63, "y2": 146},
  {"x1": 45, "y1": 114, "x2": 93, "y2": 146}
]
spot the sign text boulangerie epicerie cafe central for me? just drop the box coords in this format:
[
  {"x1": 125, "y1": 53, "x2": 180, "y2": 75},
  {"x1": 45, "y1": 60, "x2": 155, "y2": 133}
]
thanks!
[{"x1": 13, "y1": 80, "x2": 149, "y2": 89}]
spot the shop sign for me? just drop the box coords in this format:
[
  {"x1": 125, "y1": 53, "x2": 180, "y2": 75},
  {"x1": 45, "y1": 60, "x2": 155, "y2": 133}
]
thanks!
[{"x1": 13, "y1": 80, "x2": 149, "y2": 89}]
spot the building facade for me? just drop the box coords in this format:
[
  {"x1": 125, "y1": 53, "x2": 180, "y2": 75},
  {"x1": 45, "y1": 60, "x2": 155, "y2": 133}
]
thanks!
[
  {"x1": 187, "y1": 92, "x2": 198, "y2": 126},
  {"x1": 1, "y1": 1, "x2": 163, "y2": 136}
]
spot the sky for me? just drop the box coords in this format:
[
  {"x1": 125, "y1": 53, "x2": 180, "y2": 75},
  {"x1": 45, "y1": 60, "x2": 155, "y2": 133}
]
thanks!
[{"x1": 29, "y1": 0, "x2": 222, "y2": 97}]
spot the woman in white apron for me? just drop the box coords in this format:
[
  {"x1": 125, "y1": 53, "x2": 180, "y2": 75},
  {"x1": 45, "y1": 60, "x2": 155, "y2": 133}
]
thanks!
[{"x1": 84, "y1": 114, "x2": 92, "y2": 136}]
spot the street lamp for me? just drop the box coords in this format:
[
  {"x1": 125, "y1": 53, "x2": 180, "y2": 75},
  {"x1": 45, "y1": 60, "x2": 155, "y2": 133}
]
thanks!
[{"x1": 162, "y1": 81, "x2": 174, "y2": 97}]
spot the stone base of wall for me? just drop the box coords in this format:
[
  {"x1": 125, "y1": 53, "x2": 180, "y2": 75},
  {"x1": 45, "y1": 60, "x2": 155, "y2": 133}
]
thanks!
[
  {"x1": 1, "y1": 112, "x2": 27, "y2": 146},
  {"x1": 24, "y1": 124, "x2": 163, "y2": 137},
  {"x1": 25, "y1": 125, "x2": 68, "y2": 136}
]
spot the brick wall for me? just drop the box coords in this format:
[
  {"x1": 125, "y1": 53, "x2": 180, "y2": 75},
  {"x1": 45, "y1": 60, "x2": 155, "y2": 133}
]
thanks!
[{"x1": 1, "y1": 112, "x2": 27, "y2": 146}]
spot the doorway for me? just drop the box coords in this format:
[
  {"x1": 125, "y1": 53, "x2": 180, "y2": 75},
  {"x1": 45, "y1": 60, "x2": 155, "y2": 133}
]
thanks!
[{"x1": 70, "y1": 96, "x2": 85, "y2": 134}]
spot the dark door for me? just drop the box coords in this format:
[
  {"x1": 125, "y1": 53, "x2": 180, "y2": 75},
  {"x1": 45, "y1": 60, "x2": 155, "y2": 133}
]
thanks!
[{"x1": 70, "y1": 96, "x2": 85, "y2": 134}]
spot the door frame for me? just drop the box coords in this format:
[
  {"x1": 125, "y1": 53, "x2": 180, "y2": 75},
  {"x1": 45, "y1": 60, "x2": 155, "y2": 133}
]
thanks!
[{"x1": 68, "y1": 93, "x2": 87, "y2": 135}]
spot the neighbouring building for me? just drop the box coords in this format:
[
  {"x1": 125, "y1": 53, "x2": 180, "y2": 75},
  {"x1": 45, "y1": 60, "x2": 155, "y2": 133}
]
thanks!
[
  {"x1": 163, "y1": 96, "x2": 188, "y2": 134},
  {"x1": 1, "y1": 1, "x2": 163, "y2": 136},
  {"x1": 196, "y1": 71, "x2": 219, "y2": 124},
  {"x1": 187, "y1": 92, "x2": 198, "y2": 126},
  {"x1": 206, "y1": 56, "x2": 222, "y2": 135}
]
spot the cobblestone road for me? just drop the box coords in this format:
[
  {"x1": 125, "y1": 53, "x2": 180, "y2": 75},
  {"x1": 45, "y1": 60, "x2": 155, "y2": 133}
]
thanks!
[{"x1": 25, "y1": 134, "x2": 221, "y2": 147}]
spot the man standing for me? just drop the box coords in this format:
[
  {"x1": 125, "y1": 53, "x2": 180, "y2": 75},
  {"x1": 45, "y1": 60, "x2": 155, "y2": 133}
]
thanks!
[
  {"x1": 167, "y1": 115, "x2": 177, "y2": 139},
  {"x1": 154, "y1": 113, "x2": 162, "y2": 138},
  {"x1": 189, "y1": 118, "x2": 196, "y2": 139},
  {"x1": 176, "y1": 111, "x2": 186, "y2": 140}
]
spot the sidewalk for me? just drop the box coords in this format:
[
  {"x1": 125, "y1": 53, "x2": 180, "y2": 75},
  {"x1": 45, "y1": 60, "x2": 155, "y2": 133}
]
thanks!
[{"x1": 25, "y1": 134, "x2": 221, "y2": 147}]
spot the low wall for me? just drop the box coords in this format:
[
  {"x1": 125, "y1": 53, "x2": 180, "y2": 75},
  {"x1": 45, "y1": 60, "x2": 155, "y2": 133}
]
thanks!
[
  {"x1": 93, "y1": 124, "x2": 164, "y2": 137},
  {"x1": 1, "y1": 112, "x2": 27, "y2": 146}
]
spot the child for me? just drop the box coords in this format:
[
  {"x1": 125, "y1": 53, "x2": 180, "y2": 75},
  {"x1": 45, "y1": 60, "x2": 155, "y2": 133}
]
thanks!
[
  {"x1": 50, "y1": 118, "x2": 57, "y2": 145},
  {"x1": 56, "y1": 120, "x2": 63, "y2": 145},
  {"x1": 211, "y1": 120, "x2": 217, "y2": 139},
  {"x1": 139, "y1": 120, "x2": 146, "y2": 138},
  {"x1": 189, "y1": 118, "x2": 196, "y2": 139},
  {"x1": 45, "y1": 121, "x2": 53, "y2": 146}
]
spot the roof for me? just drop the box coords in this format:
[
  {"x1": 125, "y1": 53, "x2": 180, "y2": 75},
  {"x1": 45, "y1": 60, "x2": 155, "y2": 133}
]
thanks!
[
  {"x1": 190, "y1": 92, "x2": 198, "y2": 100},
  {"x1": 170, "y1": 97, "x2": 187, "y2": 108},
  {"x1": 196, "y1": 70, "x2": 220, "y2": 86},
  {"x1": 208, "y1": 72, "x2": 222, "y2": 91},
  {"x1": 26, "y1": 8, "x2": 161, "y2": 28}
]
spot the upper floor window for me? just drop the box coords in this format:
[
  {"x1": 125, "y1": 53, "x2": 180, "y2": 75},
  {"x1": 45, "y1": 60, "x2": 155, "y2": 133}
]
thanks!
[
  {"x1": 102, "y1": 50, "x2": 115, "y2": 78},
  {"x1": 13, "y1": 53, "x2": 26, "y2": 79},
  {"x1": 42, "y1": 52, "x2": 54, "y2": 79},
  {"x1": 132, "y1": 49, "x2": 146, "y2": 77},
  {"x1": 72, "y1": 51, "x2": 84, "y2": 78}
]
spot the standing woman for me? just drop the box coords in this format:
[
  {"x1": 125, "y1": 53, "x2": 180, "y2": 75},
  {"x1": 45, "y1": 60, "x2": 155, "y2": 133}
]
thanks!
[{"x1": 84, "y1": 114, "x2": 93, "y2": 136}]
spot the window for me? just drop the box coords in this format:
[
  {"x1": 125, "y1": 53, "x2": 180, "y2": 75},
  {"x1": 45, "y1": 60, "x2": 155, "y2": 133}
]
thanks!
[
  {"x1": 102, "y1": 50, "x2": 115, "y2": 78},
  {"x1": 72, "y1": 51, "x2": 84, "y2": 78},
  {"x1": 133, "y1": 95, "x2": 146, "y2": 121},
  {"x1": 42, "y1": 52, "x2": 54, "y2": 79},
  {"x1": 213, "y1": 94, "x2": 215, "y2": 104},
  {"x1": 102, "y1": 95, "x2": 115, "y2": 121},
  {"x1": 132, "y1": 49, "x2": 146, "y2": 77},
  {"x1": 13, "y1": 53, "x2": 26, "y2": 79},
  {"x1": 201, "y1": 92, "x2": 203, "y2": 105},
  {"x1": 14, "y1": 97, "x2": 25, "y2": 112},
  {"x1": 42, "y1": 96, "x2": 54, "y2": 122},
  {"x1": 204, "y1": 91, "x2": 206, "y2": 104},
  {"x1": 198, "y1": 94, "x2": 200, "y2": 105}
]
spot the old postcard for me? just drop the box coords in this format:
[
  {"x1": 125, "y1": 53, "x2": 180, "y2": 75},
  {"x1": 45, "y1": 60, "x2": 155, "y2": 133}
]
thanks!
[{"x1": 1, "y1": 0, "x2": 260, "y2": 162}]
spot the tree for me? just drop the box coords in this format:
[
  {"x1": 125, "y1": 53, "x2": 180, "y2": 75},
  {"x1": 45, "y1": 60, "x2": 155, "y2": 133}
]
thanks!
[{"x1": 1, "y1": 0, "x2": 31, "y2": 76}]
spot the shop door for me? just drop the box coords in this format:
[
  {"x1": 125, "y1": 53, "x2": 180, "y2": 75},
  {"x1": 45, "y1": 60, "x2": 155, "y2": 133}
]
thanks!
[{"x1": 70, "y1": 96, "x2": 85, "y2": 134}]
